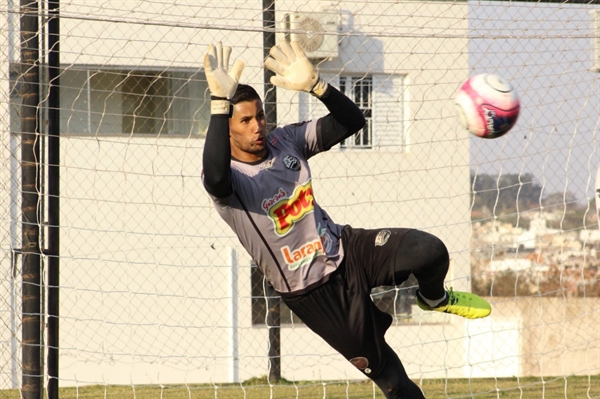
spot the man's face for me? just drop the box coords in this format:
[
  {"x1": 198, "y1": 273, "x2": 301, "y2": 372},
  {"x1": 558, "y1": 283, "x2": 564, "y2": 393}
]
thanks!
[{"x1": 229, "y1": 98, "x2": 267, "y2": 162}]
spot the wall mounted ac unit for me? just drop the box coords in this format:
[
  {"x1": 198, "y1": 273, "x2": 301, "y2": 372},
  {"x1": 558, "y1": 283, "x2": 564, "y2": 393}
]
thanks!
[{"x1": 284, "y1": 12, "x2": 340, "y2": 60}]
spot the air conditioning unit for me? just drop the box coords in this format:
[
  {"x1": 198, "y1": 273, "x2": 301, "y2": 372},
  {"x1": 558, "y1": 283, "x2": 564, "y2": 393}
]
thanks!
[{"x1": 284, "y1": 12, "x2": 340, "y2": 60}]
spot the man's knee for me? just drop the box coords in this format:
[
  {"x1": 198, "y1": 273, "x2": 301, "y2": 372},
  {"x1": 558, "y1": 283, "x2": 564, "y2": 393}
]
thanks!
[
  {"x1": 395, "y1": 230, "x2": 449, "y2": 274},
  {"x1": 410, "y1": 230, "x2": 449, "y2": 266}
]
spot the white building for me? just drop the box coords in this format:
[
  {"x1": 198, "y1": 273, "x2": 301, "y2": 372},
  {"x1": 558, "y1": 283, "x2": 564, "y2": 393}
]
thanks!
[
  {"x1": 2, "y1": 0, "x2": 599, "y2": 391},
  {"x1": 0, "y1": 1, "x2": 475, "y2": 388}
]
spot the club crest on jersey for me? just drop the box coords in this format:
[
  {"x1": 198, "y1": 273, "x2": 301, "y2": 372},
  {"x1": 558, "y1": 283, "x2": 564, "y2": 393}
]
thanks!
[
  {"x1": 267, "y1": 181, "x2": 314, "y2": 236},
  {"x1": 283, "y1": 155, "x2": 300, "y2": 171}
]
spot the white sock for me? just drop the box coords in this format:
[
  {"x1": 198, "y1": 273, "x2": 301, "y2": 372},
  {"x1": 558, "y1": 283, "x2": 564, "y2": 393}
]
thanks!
[{"x1": 420, "y1": 292, "x2": 447, "y2": 307}]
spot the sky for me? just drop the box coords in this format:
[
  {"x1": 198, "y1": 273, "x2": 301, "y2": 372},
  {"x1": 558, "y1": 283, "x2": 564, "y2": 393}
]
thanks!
[{"x1": 468, "y1": 1, "x2": 600, "y2": 204}]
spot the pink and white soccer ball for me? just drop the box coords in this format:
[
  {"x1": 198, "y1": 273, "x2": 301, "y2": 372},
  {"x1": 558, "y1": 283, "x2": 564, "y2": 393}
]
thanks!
[{"x1": 455, "y1": 74, "x2": 520, "y2": 139}]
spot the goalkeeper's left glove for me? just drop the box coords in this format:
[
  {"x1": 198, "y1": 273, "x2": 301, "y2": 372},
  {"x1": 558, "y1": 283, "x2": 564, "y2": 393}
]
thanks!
[{"x1": 264, "y1": 40, "x2": 328, "y2": 98}]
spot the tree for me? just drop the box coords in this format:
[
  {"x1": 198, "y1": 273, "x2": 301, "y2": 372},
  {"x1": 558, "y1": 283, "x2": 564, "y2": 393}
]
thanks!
[{"x1": 470, "y1": 171, "x2": 543, "y2": 219}]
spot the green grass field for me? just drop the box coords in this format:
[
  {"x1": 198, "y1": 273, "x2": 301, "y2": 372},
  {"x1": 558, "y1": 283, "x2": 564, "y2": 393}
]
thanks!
[{"x1": 1, "y1": 375, "x2": 599, "y2": 398}]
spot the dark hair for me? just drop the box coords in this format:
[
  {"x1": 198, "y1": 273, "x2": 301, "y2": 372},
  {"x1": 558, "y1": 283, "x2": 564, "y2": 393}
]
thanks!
[{"x1": 231, "y1": 84, "x2": 261, "y2": 105}]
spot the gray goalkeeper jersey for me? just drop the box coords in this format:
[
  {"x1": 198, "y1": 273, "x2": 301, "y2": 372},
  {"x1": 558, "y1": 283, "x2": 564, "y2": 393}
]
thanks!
[{"x1": 208, "y1": 119, "x2": 345, "y2": 294}]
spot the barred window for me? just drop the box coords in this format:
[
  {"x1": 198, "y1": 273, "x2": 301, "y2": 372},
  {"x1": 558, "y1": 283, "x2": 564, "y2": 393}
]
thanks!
[
  {"x1": 370, "y1": 279, "x2": 418, "y2": 320},
  {"x1": 58, "y1": 66, "x2": 209, "y2": 136},
  {"x1": 339, "y1": 76, "x2": 373, "y2": 148},
  {"x1": 251, "y1": 262, "x2": 300, "y2": 326},
  {"x1": 251, "y1": 262, "x2": 419, "y2": 326}
]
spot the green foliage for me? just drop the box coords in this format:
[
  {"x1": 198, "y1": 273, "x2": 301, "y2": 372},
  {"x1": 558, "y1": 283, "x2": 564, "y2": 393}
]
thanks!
[
  {"x1": 470, "y1": 171, "x2": 592, "y2": 230},
  {"x1": 2, "y1": 375, "x2": 598, "y2": 398},
  {"x1": 470, "y1": 171, "x2": 543, "y2": 218},
  {"x1": 241, "y1": 375, "x2": 293, "y2": 385}
]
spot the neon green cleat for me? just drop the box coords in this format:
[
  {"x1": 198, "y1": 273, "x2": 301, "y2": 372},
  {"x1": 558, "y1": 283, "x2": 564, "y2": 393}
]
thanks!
[{"x1": 416, "y1": 288, "x2": 491, "y2": 319}]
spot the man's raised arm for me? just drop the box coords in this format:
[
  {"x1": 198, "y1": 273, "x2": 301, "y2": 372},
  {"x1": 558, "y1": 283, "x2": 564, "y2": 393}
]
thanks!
[
  {"x1": 264, "y1": 40, "x2": 365, "y2": 151},
  {"x1": 202, "y1": 42, "x2": 244, "y2": 198}
]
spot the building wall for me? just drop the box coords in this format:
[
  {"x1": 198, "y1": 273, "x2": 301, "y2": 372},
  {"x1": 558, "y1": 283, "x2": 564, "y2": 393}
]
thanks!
[
  {"x1": 492, "y1": 297, "x2": 600, "y2": 378},
  {"x1": 0, "y1": 0, "x2": 480, "y2": 388}
]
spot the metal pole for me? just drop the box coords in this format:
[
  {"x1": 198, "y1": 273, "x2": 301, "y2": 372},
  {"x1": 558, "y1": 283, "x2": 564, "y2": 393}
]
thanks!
[
  {"x1": 263, "y1": 0, "x2": 278, "y2": 133},
  {"x1": 228, "y1": 248, "x2": 239, "y2": 383},
  {"x1": 265, "y1": 283, "x2": 281, "y2": 383},
  {"x1": 46, "y1": 0, "x2": 60, "y2": 397},
  {"x1": 262, "y1": 0, "x2": 281, "y2": 383},
  {"x1": 19, "y1": 1, "x2": 42, "y2": 398}
]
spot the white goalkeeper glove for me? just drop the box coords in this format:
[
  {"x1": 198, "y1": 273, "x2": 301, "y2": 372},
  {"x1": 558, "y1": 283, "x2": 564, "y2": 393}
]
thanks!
[
  {"x1": 264, "y1": 41, "x2": 328, "y2": 98},
  {"x1": 204, "y1": 42, "x2": 245, "y2": 115}
]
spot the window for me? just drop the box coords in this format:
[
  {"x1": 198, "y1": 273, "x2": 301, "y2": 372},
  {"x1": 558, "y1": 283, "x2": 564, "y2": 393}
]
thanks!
[
  {"x1": 370, "y1": 278, "x2": 419, "y2": 320},
  {"x1": 339, "y1": 76, "x2": 373, "y2": 148},
  {"x1": 251, "y1": 262, "x2": 300, "y2": 325},
  {"x1": 121, "y1": 72, "x2": 168, "y2": 134},
  {"x1": 58, "y1": 66, "x2": 209, "y2": 136},
  {"x1": 251, "y1": 262, "x2": 419, "y2": 326},
  {"x1": 309, "y1": 73, "x2": 406, "y2": 151}
]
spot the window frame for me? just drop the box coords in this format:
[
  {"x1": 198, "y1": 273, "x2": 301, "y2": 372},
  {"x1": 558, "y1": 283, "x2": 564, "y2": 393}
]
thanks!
[
  {"x1": 339, "y1": 75, "x2": 373, "y2": 149},
  {"x1": 18, "y1": 64, "x2": 211, "y2": 137}
]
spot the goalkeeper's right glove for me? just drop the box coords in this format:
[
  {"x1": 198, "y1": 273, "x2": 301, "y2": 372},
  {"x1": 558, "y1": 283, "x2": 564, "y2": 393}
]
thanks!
[{"x1": 203, "y1": 42, "x2": 245, "y2": 115}]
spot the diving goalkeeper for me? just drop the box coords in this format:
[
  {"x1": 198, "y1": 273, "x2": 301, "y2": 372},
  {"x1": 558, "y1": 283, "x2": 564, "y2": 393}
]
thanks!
[{"x1": 202, "y1": 41, "x2": 491, "y2": 399}]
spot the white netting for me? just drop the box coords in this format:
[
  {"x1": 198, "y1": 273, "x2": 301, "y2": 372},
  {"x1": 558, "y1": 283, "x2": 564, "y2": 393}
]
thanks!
[{"x1": 1, "y1": 1, "x2": 599, "y2": 397}]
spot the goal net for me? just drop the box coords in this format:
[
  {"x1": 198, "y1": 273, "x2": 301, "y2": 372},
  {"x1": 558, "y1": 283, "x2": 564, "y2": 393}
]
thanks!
[{"x1": 1, "y1": 0, "x2": 599, "y2": 397}]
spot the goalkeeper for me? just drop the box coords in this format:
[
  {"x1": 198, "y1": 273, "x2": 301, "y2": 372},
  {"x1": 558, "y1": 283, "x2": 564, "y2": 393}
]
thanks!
[{"x1": 202, "y1": 41, "x2": 491, "y2": 399}]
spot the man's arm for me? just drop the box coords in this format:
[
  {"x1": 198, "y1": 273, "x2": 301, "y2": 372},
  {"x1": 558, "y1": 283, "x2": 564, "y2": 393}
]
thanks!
[
  {"x1": 264, "y1": 41, "x2": 365, "y2": 151},
  {"x1": 202, "y1": 115, "x2": 232, "y2": 198},
  {"x1": 202, "y1": 42, "x2": 244, "y2": 198},
  {"x1": 316, "y1": 85, "x2": 366, "y2": 151}
]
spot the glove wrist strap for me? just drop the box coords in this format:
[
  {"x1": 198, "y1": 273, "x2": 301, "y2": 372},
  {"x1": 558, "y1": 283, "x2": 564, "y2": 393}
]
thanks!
[
  {"x1": 211, "y1": 99, "x2": 232, "y2": 116},
  {"x1": 309, "y1": 79, "x2": 329, "y2": 98}
]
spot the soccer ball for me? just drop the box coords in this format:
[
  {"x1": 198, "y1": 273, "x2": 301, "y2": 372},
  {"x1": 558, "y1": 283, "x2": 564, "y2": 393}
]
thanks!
[{"x1": 455, "y1": 74, "x2": 520, "y2": 139}]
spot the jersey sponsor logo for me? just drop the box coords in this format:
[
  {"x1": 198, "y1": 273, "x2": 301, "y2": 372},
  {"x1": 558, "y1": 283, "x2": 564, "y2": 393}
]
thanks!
[
  {"x1": 283, "y1": 155, "x2": 300, "y2": 171},
  {"x1": 281, "y1": 238, "x2": 324, "y2": 271},
  {"x1": 259, "y1": 158, "x2": 276, "y2": 170},
  {"x1": 268, "y1": 181, "x2": 314, "y2": 235},
  {"x1": 262, "y1": 188, "x2": 287, "y2": 212}
]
